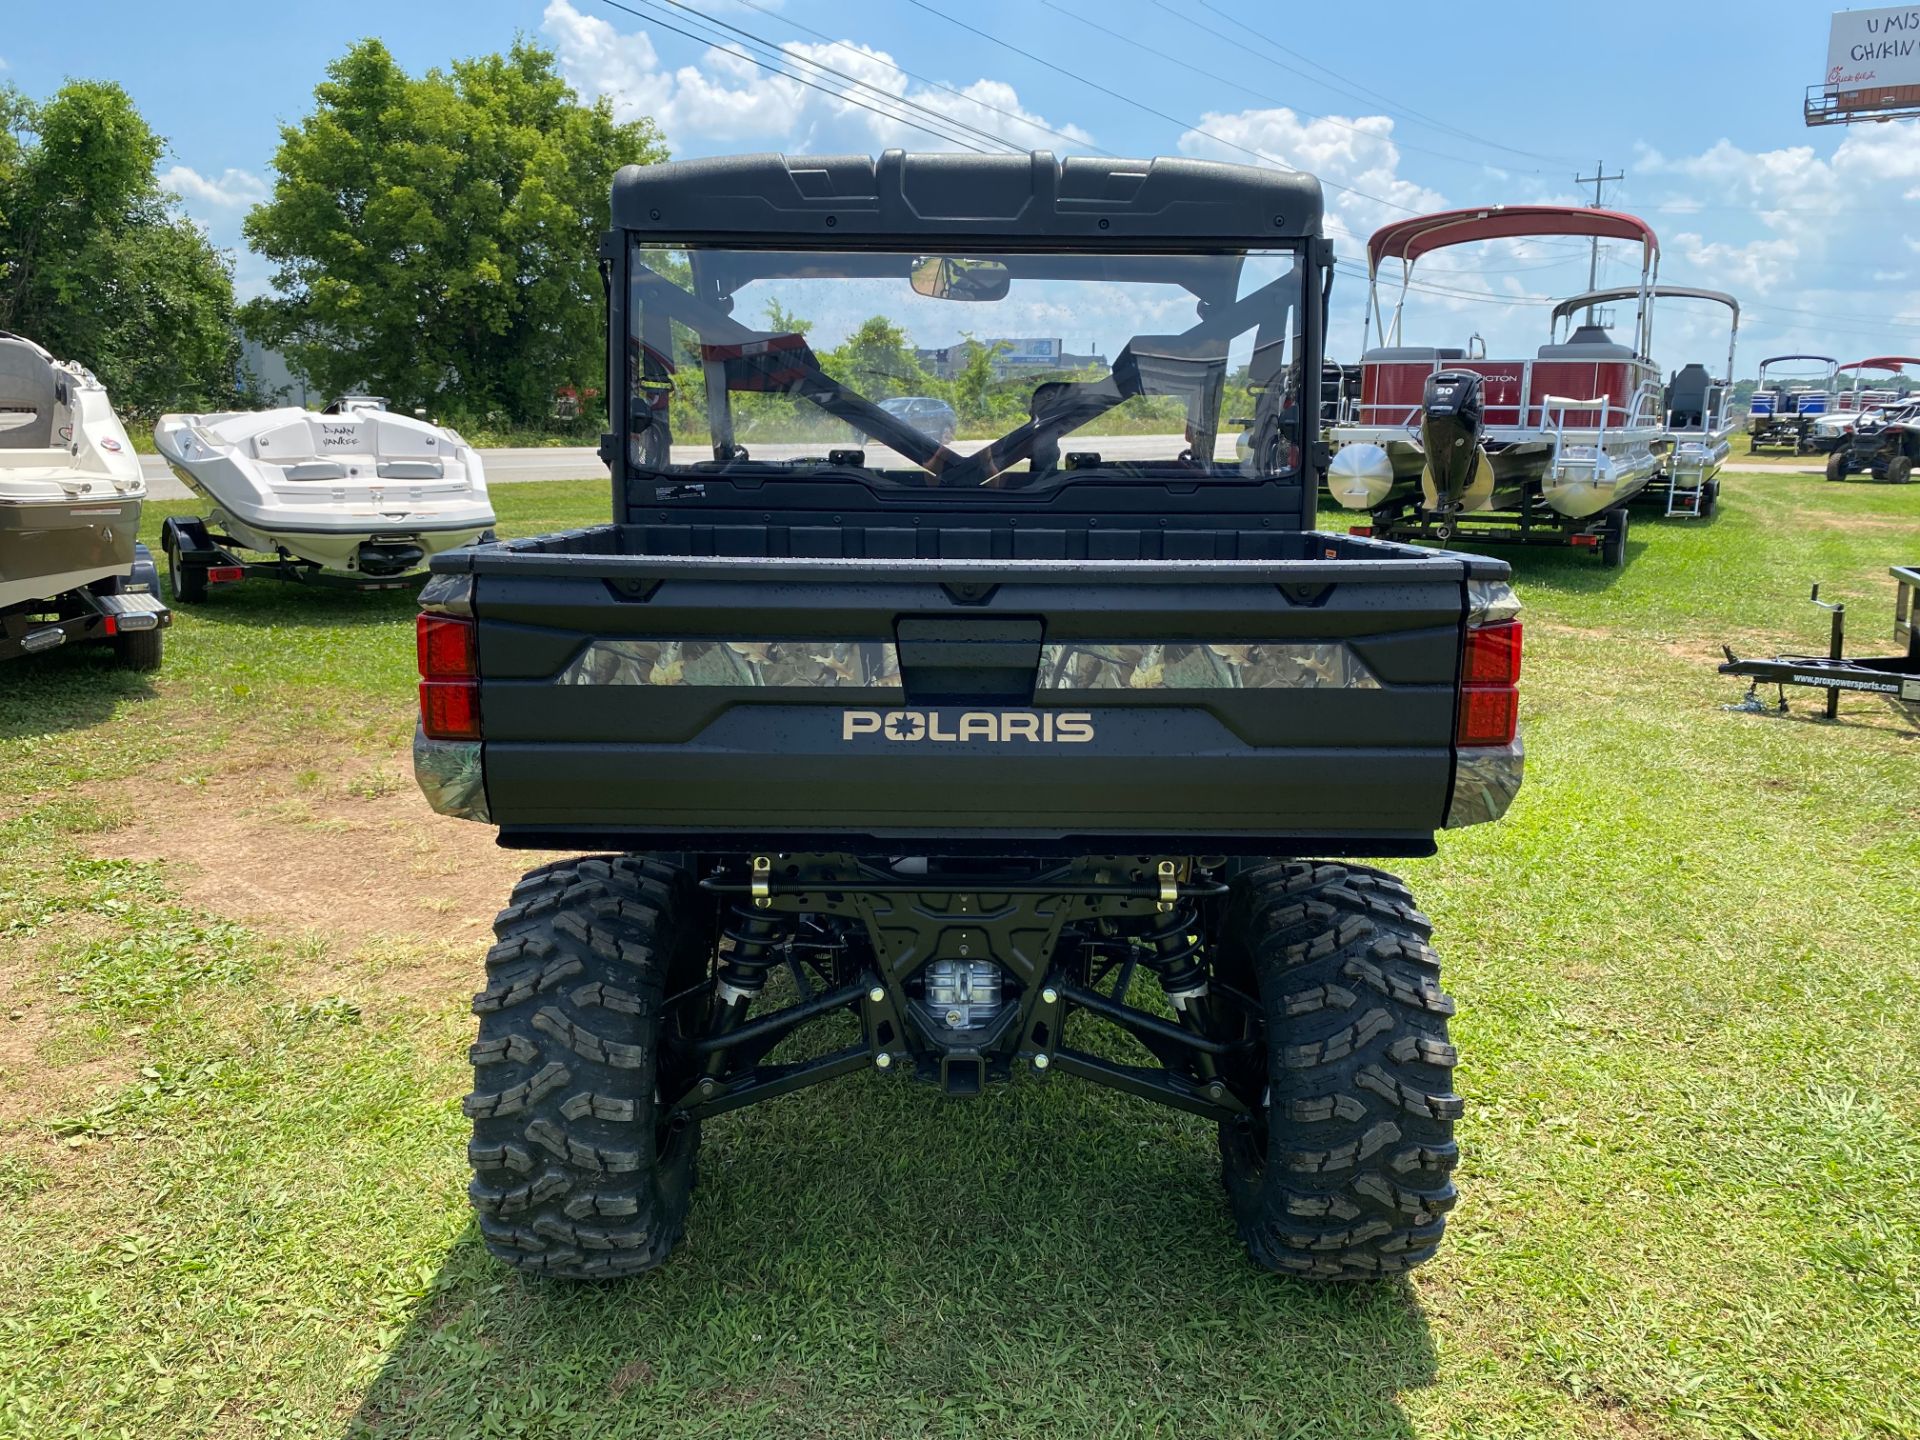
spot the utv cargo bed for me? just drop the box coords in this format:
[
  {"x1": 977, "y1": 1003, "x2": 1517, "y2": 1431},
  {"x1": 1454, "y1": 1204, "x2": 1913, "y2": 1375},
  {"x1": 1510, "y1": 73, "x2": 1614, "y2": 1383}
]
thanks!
[{"x1": 427, "y1": 526, "x2": 1509, "y2": 854}]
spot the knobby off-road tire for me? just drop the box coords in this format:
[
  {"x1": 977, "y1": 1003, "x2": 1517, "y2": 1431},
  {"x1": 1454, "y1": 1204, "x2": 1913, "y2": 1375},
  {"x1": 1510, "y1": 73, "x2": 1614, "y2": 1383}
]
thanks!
[
  {"x1": 1825, "y1": 452, "x2": 1849, "y2": 484},
  {"x1": 466, "y1": 855, "x2": 711, "y2": 1278},
  {"x1": 1217, "y1": 862, "x2": 1461, "y2": 1280}
]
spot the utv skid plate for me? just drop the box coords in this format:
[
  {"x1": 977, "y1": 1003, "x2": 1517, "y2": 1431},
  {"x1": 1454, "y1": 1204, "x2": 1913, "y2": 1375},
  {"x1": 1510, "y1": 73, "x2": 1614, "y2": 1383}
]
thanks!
[{"x1": 669, "y1": 853, "x2": 1254, "y2": 1124}]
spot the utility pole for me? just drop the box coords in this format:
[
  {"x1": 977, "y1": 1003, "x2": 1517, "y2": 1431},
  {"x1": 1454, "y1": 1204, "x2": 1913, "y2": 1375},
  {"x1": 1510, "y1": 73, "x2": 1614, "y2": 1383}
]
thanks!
[{"x1": 1575, "y1": 160, "x2": 1623, "y2": 325}]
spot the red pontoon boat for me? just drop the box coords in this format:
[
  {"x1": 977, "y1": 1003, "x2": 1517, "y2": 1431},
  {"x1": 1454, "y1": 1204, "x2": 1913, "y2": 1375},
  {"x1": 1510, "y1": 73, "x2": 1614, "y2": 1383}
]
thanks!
[{"x1": 1328, "y1": 205, "x2": 1664, "y2": 562}]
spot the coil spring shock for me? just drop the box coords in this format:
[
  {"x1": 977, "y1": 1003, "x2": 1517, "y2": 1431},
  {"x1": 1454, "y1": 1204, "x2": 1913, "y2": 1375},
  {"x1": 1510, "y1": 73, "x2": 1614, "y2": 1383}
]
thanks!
[
  {"x1": 1138, "y1": 900, "x2": 1218, "y2": 1081},
  {"x1": 704, "y1": 896, "x2": 787, "y2": 1077}
]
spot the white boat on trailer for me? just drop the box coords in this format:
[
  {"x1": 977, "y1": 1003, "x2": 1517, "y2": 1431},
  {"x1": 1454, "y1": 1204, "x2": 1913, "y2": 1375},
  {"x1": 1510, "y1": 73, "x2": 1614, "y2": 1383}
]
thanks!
[
  {"x1": 1327, "y1": 204, "x2": 1665, "y2": 565},
  {"x1": 0, "y1": 332, "x2": 169, "y2": 667},
  {"x1": 152, "y1": 395, "x2": 495, "y2": 599}
]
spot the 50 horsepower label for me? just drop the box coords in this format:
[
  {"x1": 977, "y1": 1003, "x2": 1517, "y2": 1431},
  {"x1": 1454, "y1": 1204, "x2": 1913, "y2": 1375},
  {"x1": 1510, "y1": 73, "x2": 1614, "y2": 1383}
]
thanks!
[{"x1": 843, "y1": 710, "x2": 1095, "y2": 743}]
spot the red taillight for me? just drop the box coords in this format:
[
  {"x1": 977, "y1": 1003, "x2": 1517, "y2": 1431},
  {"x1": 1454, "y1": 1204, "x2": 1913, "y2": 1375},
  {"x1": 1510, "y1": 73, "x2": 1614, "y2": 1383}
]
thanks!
[
  {"x1": 417, "y1": 612, "x2": 477, "y2": 679},
  {"x1": 417, "y1": 613, "x2": 479, "y2": 739},
  {"x1": 102, "y1": 614, "x2": 119, "y2": 637},
  {"x1": 1348, "y1": 525, "x2": 1374, "y2": 537},
  {"x1": 419, "y1": 681, "x2": 481, "y2": 740},
  {"x1": 1456, "y1": 686, "x2": 1519, "y2": 747},
  {"x1": 207, "y1": 565, "x2": 246, "y2": 584},
  {"x1": 1462, "y1": 620, "x2": 1522, "y2": 686},
  {"x1": 1458, "y1": 619, "x2": 1521, "y2": 747}
]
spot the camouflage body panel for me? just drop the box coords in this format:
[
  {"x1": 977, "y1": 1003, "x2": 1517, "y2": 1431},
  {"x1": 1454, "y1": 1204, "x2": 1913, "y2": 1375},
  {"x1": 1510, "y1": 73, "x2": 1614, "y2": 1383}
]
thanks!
[
  {"x1": 1038, "y1": 642, "x2": 1382, "y2": 690},
  {"x1": 559, "y1": 639, "x2": 901, "y2": 687},
  {"x1": 1444, "y1": 737, "x2": 1523, "y2": 828},
  {"x1": 414, "y1": 726, "x2": 489, "y2": 822}
]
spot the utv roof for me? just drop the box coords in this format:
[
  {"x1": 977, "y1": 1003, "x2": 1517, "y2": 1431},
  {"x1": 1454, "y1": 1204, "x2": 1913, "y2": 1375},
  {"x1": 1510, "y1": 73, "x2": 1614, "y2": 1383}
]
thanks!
[{"x1": 611, "y1": 150, "x2": 1323, "y2": 249}]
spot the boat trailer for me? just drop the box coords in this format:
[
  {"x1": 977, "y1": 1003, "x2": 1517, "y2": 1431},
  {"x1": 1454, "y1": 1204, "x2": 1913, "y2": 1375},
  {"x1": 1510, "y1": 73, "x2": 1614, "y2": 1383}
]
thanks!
[{"x1": 1719, "y1": 566, "x2": 1920, "y2": 718}]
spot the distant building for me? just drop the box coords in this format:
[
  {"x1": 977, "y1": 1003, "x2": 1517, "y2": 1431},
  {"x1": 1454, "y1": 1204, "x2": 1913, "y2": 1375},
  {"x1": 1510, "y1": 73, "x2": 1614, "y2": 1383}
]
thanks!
[
  {"x1": 916, "y1": 337, "x2": 1108, "y2": 380},
  {"x1": 238, "y1": 339, "x2": 310, "y2": 408}
]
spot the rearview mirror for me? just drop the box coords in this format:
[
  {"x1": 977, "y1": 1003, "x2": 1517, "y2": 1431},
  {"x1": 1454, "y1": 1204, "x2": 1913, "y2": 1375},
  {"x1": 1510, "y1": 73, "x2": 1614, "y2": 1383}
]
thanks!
[{"x1": 910, "y1": 256, "x2": 1011, "y2": 302}]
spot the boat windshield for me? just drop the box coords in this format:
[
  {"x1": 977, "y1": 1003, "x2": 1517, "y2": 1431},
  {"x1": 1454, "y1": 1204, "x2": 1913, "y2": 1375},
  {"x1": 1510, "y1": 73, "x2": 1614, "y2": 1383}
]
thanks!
[{"x1": 626, "y1": 243, "x2": 1308, "y2": 490}]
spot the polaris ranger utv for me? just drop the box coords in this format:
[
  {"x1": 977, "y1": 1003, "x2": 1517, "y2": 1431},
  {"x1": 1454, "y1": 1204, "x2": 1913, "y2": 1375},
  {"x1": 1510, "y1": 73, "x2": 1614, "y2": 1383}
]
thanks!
[{"x1": 413, "y1": 152, "x2": 1524, "y2": 1281}]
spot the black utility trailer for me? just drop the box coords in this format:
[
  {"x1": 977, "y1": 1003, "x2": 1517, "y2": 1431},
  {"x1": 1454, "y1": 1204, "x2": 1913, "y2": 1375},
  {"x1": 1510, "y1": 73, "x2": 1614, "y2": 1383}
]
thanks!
[
  {"x1": 0, "y1": 542, "x2": 170, "y2": 669},
  {"x1": 411, "y1": 151, "x2": 1526, "y2": 1282},
  {"x1": 1720, "y1": 567, "x2": 1920, "y2": 717}
]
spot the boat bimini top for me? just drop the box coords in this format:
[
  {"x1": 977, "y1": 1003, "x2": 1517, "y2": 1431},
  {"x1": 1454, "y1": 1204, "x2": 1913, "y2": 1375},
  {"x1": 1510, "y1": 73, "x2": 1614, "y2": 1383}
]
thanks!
[{"x1": 1363, "y1": 205, "x2": 1661, "y2": 360}]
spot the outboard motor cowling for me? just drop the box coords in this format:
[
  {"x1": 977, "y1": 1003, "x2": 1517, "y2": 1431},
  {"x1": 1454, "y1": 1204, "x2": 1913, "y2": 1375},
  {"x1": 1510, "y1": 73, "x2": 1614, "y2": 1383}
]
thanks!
[{"x1": 1419, "y1": 369, "x2": 1493, "y2": 529}]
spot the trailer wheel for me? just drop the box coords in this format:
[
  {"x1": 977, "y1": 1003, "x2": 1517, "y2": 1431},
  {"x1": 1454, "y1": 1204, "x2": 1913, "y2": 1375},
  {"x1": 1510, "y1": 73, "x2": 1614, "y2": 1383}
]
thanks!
[
  {"x1": 1888, "y1": 455, "x2": 1914, "y2": 485},
  {"x1": 166, "y1": 533, "x2": 206, "y2": 604},
  {"x1": 1600, "y1": 508, "x2": 1629, "y2": 568},
  {"x1": 467, "y1": 855, "x2": 712, "y2": 1279},
  {"x1": 112, "y1": 626, "x2": 164, "y2": 672},
  {"x1": 1701, "y1": 479, "x2": 1720, "y2": 518},
  {"x1": 1825, "y1": 453, "x2": 1849, "y2": 483},
  {"x1": 1215, "y1": 862, "x2": 1460, "y2": 1280}
]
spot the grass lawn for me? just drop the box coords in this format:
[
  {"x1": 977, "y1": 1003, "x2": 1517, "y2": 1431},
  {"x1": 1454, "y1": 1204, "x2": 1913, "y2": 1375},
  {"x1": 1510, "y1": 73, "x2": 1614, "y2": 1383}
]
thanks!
[{"x1": 0, "y1": 472, "x2": 1915, "y2": 1439}]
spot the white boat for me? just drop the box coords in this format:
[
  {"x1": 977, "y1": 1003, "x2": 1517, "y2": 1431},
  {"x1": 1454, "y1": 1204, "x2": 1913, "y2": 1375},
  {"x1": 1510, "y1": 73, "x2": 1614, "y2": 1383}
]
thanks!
[
  {"x1": 0, "y1": 332, "x2": 146, "y2": 611},
  {"x1": 1327, "y1": 205, "x2": 1666, "y2": 539},
  {"x1": 152, "y1": 396, "x2": 495, "y2": 577}
]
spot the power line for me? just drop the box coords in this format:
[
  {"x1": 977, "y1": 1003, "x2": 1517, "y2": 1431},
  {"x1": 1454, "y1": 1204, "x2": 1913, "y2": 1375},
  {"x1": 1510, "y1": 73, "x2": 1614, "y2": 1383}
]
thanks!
[
  {"x1": 1183, "y1": 0, "x2": 1573, "y2": 166},
  {"x1": 590, "y1": 0, "x2": 1003, "y2": 154},
  {"x1": 903, "y1": 0, "x2": 1427, "y2": 215},
  {"x1": 728, "y1": 0, "x2": 1118, "y2": 159},
  {"x1": 1038, "y1": 0, "x2": 1521, "y2": 173},
  {"x1": 636, "y1": 0, "x2": 1047, "y2": 156}
]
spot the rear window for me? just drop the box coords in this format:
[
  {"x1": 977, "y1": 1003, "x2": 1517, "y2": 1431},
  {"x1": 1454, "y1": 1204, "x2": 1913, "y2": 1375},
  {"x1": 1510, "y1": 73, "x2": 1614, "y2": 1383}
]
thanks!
[{"x1": 627, "y1": 244, "x2": 1308, "y2": 494}]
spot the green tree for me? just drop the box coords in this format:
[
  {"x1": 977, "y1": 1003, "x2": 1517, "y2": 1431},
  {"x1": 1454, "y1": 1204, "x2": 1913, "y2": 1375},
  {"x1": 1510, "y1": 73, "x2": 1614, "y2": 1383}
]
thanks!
[
  {"x1": 0, "y1": 80, "x2": 240, "y2": 418},
  {"x1": 822, "y1": 315, "x2": 932, "y2": 401},
  {"x1": 951, "y1": 335, "x2": 1006, "y2": 424},
  {"x1": 242, "y1": 38, "x2": 666, "y2": 426}
]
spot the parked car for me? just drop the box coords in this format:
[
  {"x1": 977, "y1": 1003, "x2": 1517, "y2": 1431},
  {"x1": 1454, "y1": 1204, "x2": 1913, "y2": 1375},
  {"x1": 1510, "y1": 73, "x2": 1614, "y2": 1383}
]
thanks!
[{"x1": 873, "y1": 395, "x2": 958, "y2": 444}]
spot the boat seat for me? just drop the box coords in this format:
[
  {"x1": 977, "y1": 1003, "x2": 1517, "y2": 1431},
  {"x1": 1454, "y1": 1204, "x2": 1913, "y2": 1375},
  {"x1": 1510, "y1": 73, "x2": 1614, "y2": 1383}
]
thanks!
[
  {"x1": 1360, "y1": 346, "x2": 1466, "y2": 363},
  {"x1": 376, "y1": 459, "x2": 445, "y2": 479},
  {"x1": 282, "y1": 461, "x2": 350, "y2": 481},
  {"x1": 0, "y1": 337, "x2": 59, "y2": 450},
  {"x1": 1537, "y1": 322, "x2": 1636, "y2": 361}
]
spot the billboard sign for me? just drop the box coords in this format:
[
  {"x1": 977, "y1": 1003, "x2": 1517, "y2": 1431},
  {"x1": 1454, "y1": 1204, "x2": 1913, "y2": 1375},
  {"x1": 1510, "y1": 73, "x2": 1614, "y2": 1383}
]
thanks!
[{"x1": 1827, "y1": 7, "x2": 1920, "y2": 92}]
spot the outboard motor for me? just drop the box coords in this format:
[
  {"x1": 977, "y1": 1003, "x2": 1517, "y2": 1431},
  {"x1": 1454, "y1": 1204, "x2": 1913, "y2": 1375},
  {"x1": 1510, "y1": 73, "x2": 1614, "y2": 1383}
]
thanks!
[{"x1": 1419, "y1": 369, "x2": 1493, "y2": 535}]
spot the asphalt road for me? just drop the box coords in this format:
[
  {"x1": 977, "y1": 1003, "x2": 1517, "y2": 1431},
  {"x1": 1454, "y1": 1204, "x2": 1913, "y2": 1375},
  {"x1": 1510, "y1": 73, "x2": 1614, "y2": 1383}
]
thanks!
[
  {"x1": 137, "y1": 434, "x2": 1220, "y2": 500},
  {"x1": 138, "y1": 443, "x2": 1825, "y2": 501}
]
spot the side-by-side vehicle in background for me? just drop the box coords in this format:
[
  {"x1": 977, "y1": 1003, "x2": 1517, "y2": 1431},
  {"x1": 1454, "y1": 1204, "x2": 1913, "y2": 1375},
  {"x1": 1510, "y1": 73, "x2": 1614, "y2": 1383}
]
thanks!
[
  {"x1": 1747, "y1": 354, "x2": 1836, "y2": 454},
  {"x1": 411, "y1": 150, "x2": 1525, "y2": 1283},
  {"x1": 1326, "y1": 205, "x2": 1665, "y2": 566},
  {"x1": 152, "y1": 395, "x2": 497, "y2": 601},
  {"x1": 0, "y1": 333, "x2": 169, "y2": 669},
  {"x1": 1809, "y1": 357, "x2": 1918, "y2": 453}
]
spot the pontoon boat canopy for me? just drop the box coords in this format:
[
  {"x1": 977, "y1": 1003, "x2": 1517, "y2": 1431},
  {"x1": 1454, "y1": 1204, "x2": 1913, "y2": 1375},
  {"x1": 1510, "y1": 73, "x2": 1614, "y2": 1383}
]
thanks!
[
  {"x1": 1838, "y1": 356, "x2": 1920, "y2": 372},
  {"x1": 1366, "y1": 206, "x2": 1659, "y2": 273},
  {"x1": 1551, "y1": 286, "x2": 1737, "y2": 326}
]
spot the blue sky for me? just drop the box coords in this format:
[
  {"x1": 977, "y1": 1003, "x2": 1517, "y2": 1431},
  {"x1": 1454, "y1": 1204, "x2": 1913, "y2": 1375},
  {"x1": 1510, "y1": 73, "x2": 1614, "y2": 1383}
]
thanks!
[{"x1": 4, "y1": 0, "x2": 1915, "y2": 372}]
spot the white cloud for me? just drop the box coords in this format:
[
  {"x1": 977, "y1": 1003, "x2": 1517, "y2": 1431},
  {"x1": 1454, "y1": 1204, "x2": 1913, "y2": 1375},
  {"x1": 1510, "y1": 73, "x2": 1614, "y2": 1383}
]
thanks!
[
  {"x1": 159, "y1": 165, "x2": 268, "y2": 211},
  {"x1": 541, "y1": 0, "x2": 1086, "y2": 157}
]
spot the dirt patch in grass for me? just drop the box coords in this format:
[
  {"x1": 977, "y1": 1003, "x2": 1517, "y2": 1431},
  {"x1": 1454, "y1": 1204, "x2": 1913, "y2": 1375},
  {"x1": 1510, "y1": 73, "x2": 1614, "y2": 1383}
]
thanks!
[{"x1": 82, "y1": 738, "x2": 554, "y2": 1002}]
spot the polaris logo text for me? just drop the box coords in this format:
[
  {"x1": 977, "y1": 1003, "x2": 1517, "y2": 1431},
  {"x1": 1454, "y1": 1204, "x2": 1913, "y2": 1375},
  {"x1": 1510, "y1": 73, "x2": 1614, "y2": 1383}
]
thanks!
[{"x1": 843, "y1": 710, "x2": 1095, "y2": 743}]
